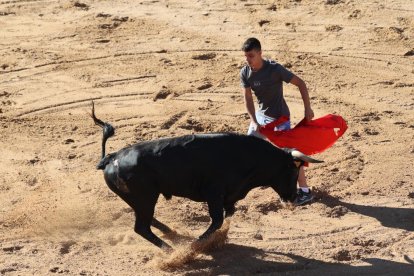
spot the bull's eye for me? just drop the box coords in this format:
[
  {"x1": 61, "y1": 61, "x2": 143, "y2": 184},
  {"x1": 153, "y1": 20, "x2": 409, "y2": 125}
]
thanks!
[{"x1": 294, "y1": 161, "x2": 301, "y2": 168}]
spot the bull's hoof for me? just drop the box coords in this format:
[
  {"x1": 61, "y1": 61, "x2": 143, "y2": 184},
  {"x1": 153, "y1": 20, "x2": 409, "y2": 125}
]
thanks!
[
  {"x1": 198, "y1": 233, "x2": 209, "y2": 240},
  {"x1": 224, "y1": 207, "x2": 235, "y2": 218},
  {"x1": 161, "y1": 243, "x2": 173, "y2": 253}
]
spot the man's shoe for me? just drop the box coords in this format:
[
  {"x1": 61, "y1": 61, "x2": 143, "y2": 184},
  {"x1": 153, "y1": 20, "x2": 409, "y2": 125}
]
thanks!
[{"x1": 294, "y1": 189, "x2": 314, "y2": 206}]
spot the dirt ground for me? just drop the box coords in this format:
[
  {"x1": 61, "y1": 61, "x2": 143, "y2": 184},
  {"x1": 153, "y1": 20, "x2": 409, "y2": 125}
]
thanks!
[{"x1": 1, "y1": 0, "x2": 413, "y2": 275}]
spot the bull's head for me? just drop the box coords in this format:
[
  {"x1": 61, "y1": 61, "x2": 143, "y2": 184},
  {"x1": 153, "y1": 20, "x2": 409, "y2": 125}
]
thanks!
[{"x1": 277, "y1": 149, "x2": 323, "y2": 203}]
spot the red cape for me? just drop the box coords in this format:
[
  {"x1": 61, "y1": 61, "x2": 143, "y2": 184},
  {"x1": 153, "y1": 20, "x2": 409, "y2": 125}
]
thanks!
[{"x1": 259, "y1": 114, "x2": 348, "y2": 155}]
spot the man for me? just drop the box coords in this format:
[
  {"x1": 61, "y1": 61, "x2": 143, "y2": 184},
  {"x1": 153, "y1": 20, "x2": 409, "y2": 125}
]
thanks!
[{"x1": 240, "y1": 37, "x2": 315, "y2": 205}]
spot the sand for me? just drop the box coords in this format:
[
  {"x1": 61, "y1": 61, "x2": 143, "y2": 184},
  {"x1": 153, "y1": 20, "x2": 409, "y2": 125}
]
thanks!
[{"x1": 1, "y1": 0, "x2": 413, "y2": 275}]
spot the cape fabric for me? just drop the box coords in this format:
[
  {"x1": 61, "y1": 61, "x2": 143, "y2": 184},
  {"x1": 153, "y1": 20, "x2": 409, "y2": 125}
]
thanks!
[{"x1": 259, "y1": 114, "x2": 348, "y2": 155}]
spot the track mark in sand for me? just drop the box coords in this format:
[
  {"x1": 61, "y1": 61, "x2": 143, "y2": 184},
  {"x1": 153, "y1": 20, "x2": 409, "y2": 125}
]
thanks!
[
  {"x1": 0, "y1": 50, "x2": 220, "y2": 75},
  {"x1": 3, "y1": 245, "x2": 24, "y2": 253},
  {"x1": 0, "y1": 55, "x2": 112, "y2": 75},
  {"x1": 312, "y1": 146, "x2": 361, "y2": 170},
  {"x1": 382, "y1": 7, "x2": 414, "y2": 12},
  {"x1": 2, "y1": 49, "x2": 410, "y2": 77},
  {"x1": 327, "y1": 52, "x2": 412, "y2": 66},
  {"x1": 394, "y1": 82, "x2": 414, "y2": 88},
  {"x1": 178, "y1": 117, "x2": 205, "y2": 132},
  {"x1": 332, "y1": 249, "x2": 352, "y2": 261},
  {"x1": 52, "y1": 34, "x2": 77, "y2": 40},
  {"x1": 267, "y1": 225, "x2": 361, "y2": 241},
  {"x1": 0, "y1": 67, "x2": 30, "y2": 74},
  {"x1": 153, "y1": 88, "x2": 174, "y2": 101},
  {"x1": 253, "y1": 201, "x2": 280, "y2": 215},
  {"x1": 107, "y1": 233, "x2": 137, "y2": 246},
  {"x1": 354, "y1": 112, "x2": 386, "y2": 137},
  {"x1": 101, "y1": 75, "x2": 156, "y2": 84},
  {"x1": 160, "y1": 111, "x2": 187, "y2": 130},
  {"x1": 325, "y1": 205, "x2": 349, "y2": 218},
  {"x1": 364, "y1": 128, "x2": 379, "y2": 136},
  {"x1": 112, "y1": 115, "x2": 146, "y2": 123},
  {"x1": 0, "y1": 0, "x2": 45, "y2": 4},
  {"x1": 369, "y1": 80, "x2": 396, "y2": 86},
  {"x1": 106, "y1": 48, "x2": 406, "y2": 62},
  {"x1": 73, "y1": 1, "x2": 89, "y2": 10},
  {"x1": 32, "y1": 56, "x2": 111, "y2": 69},
  {"x1": 172, "y1": 97, "x2": 228, "y2": 104},
  {"x1": 313, "y1": 143, "x2": 365, "y2": 194},
  {"x1": 0, "y1": 11, "x2": 15, "y2": 15},
  {"x1": 0, "y1": 268, "x2": 16, "y2": 274},
  {"x1": 356, "y1": 111, "x2": 382, "y2": 123},
  {"x1": 96, "y1": 39, "x2": 110, "y2": 43},
  {"x1": 59, "y1": 241, "x2": 76, "y2": 255},
  {"x1": 191, "y1": 53, "x2": 216, "y2": 60},
  {"x1": 0, "y1": 68, "x2": 63, "y2": 86},
  {"x1": 16, "y1": 92, "x2": 153, "y2": 117}
]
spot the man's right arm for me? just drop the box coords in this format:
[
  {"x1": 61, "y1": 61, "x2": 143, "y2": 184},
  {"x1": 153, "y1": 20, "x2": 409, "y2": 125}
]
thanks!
[{"x1": 243, "y1": 87, "x2": 259, "y2": 127}]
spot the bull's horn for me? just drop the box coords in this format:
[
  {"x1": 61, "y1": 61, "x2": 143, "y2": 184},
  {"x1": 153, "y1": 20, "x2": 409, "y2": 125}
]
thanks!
[{"x1": 291, "y1": 150, "x2": 324, "y2": 163}]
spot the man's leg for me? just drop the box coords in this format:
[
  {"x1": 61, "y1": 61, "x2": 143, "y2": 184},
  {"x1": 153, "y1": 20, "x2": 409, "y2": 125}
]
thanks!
[
  {"x1": 295, "y1": 167, "x2": 314, "y2": 205},
  {"x1": 298, "y1": 167, "x2": 307, "y2": 189}
]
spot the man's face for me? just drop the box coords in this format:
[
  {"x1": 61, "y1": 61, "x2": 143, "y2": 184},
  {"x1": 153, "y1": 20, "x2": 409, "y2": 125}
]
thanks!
[{"x1": 244, "y1": 49, "x2": 262, "y2": 70}]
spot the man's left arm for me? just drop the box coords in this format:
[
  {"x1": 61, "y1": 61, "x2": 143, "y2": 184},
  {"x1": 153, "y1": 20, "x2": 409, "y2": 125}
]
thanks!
[{"x1": 290, "y1": 75, "x2": 314, "y2": 121}]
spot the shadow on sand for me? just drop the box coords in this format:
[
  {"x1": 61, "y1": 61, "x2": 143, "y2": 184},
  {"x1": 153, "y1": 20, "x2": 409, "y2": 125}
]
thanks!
[
  {"x1": 318, "y1": 193, "x2": 414, "y2": 232},
  {"x1": 181, "y1": 193, "x2": 414, "y2": 275},
  {"x1": 185, "y1": 243, "x2": 414, "y2": 275}
]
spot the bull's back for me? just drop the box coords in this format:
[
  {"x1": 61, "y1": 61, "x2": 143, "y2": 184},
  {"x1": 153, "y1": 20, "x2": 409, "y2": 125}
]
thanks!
[
  {"x1": 140, "y1": 133, "x2": 283, "y2": 169},
  {"x1": 108, "y1": 133, "x2": 288, "y2": 200}
]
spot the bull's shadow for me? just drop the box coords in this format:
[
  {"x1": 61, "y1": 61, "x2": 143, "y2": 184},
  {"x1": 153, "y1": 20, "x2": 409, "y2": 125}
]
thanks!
[
  {"x1": 185, "y1": 244, "x2": 414, "y2": 275},
  {"x1": 317, "y1": 193, "x2": 414, "y2": 232}
]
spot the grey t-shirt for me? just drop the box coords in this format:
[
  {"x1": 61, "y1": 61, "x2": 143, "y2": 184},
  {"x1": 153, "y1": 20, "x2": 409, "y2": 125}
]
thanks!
[{"x1": 240, "y1": 59, "x2": 294, "y2": 119}]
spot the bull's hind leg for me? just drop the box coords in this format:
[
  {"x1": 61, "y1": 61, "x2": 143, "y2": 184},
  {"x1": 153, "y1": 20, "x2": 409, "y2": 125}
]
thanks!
[
  {"x1": 134, "y1": 216, "x2": 170, "y2": 249},
  {"x1": 133, "y1": 193, "x2": 171, "y2": 250},
  {"x1": 199, "y1": 194, "x2": 224, "y2": 240}
]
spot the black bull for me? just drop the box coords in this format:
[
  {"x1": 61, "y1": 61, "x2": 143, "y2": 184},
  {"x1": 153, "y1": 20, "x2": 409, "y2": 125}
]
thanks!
[{"x1": 91, "y1": 103, "x2": 322, "y2": 249}]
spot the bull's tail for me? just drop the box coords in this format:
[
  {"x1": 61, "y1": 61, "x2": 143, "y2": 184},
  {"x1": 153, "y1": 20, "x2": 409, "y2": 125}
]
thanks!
[{"x1": 90, "y1": 101, "x2": 115, "y2": 170}]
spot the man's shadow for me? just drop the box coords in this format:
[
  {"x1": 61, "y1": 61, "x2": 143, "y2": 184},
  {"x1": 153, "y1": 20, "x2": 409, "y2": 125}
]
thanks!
[
  {"x1": 317, "y1": 192, "x2": 414, "y2": 232},
  {"x1": 185, "y1": 243, "x2": 414, "y2": 275}
]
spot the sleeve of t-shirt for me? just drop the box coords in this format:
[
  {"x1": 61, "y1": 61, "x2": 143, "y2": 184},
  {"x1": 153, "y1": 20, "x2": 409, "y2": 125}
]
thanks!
[
  {"x1": 276, "y1": 64, "x2": 294, "y2": 83},
  {"x1": 240, "y1": 67, "x2": 250, "y2": 88}
]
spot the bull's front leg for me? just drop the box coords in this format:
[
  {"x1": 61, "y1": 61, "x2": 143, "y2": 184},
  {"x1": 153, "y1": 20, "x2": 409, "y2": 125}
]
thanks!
[
  {"x1": 224, "y1": 203, "x2": 236, "y2": 218},
  {"x1": 199, "y1": 195, "x2": 224, "y2": 240},
  {"x1": 151, "y1": 217, "x2": 173, "y2": 234}
]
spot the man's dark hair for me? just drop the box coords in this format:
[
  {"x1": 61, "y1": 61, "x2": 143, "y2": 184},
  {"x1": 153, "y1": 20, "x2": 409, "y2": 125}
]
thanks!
[{"x1": 242, "y1": 37, "x2": 261, "y2": 52}]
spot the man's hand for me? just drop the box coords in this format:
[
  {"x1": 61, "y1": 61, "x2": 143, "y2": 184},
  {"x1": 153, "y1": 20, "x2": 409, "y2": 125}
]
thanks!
[
  {"x1": 305, "y1": 108, "x2": 314, "y2": 122},
  {"x1": 252, "y1": 121, "x2": 261, "y2": 132}
]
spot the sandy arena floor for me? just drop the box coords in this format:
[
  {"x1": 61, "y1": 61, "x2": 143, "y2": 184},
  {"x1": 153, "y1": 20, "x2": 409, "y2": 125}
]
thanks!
[{"x1": 1, "y1": 0, "x2": 413, "y2": 275}]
